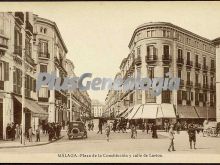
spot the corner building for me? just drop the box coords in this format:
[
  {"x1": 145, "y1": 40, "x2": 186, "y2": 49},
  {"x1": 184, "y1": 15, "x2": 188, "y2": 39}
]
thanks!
[{"x1": 117, "y1": 22, "x2": 216, "y2": 125}]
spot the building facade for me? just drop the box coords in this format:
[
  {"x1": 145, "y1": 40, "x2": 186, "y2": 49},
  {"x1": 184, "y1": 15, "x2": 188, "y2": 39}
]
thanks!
[
  {"x1": 0, "y1": 12, "x2": 91, "y2": 139},
  {"x1": 0, "y1": 12, "x2": 49, "y2": 139},
  {"x1": 92, "y1": 99, "x2": 104, "y2": 118},
  {"x1": 104, "y1": 22, "x2": 216, "y2": 124}
]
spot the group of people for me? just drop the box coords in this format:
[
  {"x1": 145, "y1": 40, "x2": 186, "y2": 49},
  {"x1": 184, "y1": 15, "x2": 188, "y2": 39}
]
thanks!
[
  {"x1": 167, "y1": 122, "x2": 198, "y2": 152},
  {"x1": 6, "y1": 123, "x2": 21, "y2": 141},
  {"x1": 43, "y1": 122, "x2": 62, "y2": 141},
  {"x1": 87, "y1": 121, "x2": 94, "y2": 131}
]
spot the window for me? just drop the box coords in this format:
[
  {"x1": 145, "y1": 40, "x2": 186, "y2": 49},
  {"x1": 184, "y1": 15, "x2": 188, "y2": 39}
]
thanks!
[
  {"x1": 25, "y1": 36, "x2": 31, "y2": 57},
  {"x1": 182, "y1": 91, "x2": 187, "y2": 100},
  {"x1": 40, "y1": 27, "x2": 43, "y2": 33},
  {"x1": 203, "y1": 44, "x2": 206, "y2": 50},
  {"x1": 211, "y1": 77, "x2": 214, "y2": 86},
  {"x1": 187, "y1": 72, "x2": 190, "y2": 82},
  {"x1": 178, "y1": 69, "x2": 182, "y2": 79},
  {"x1": 38, "y1": 87, "x2": 49, "y2": 98},
  {"x1": 151, "y1": 30, "x2": 155, "y2": 37},
  {"x1": 203, "y1": 56, "x2": 206, "y2": 66},
  {"x1": 148, "y1": 67, "x2": 154, "y2": 79},
  {"x1": 44, "y1": 28, "x2": 47, "y2": 34},
  {"x1": 162, "y1": 91, "x2": 171, "y2": 103},
  {"x1": 147, "y1": 45, "x2": 156, "y2": 57},
  {"x1": 163, "y1": 45, "x2": 169, "y2": 56},
  {"x1": 187, "y1": 52, "x2": 191, "y2": 62},
  {"x1": 195, "y1": 74, "x2": 198, "y2": 84},
  {"x1": 178, "y1": 49, "x2": 183, "y2": 59},
  {"x1": 211, "y1": 59, "x2": 215, "y2": 68},
  {"x1": 187, "y1": 38, "x2": 191, "y2": 44},
  {"x1": 0, "y1": 61, "x2": 9, "y2": 81},
  {"x1": 39, "y1": 40, "x2": 49, "y2": 57},
  {"x1": 14, "y1": 27, "x2": 22, "y2": 56},
  {"x1": 164, "y1": 67, "x2": 169, "y2": 78},
  {"x1": 147, "y1": 31, "x2": 151, "y2": 37},
  {"x1": 195, "y1": 55, "x2": 198, "y2": 64},
  {"x1": 40, "y1": 64, "x2": 47, "y2": 73},
  {"x1": 145, "y1": 90, "x2": 156, "y2": 103}
]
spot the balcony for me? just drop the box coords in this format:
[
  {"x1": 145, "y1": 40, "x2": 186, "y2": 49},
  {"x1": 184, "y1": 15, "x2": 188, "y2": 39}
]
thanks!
[
  {"x1": 186, "y1": 81, "x2": 193, "y2": 88},
  {"x1": 25, "y1": 54, "x2": 36, "y2": 67},
  {"x1": 15, "y1": 12, "x2": 24, "y2": 25},
  {"x1": 39, "y1": 52, "x2": 50, "y2": 59},
  {"x1": 0, "y1": 81, "x2": 4, "y2": 90},
  {"x1": 176, "y1": 58, "x2": 184, "y2": 67},
  {"x1": 194, "y1": 82, "x2": 201, "y2": 90},
  {"x1": 203, "y1": 84, "x2": 209, "y2": 91},
  {"x1": 135, "y1": 55, "x2": 142, "y2": 66},
  {"x1": 180, "y1": 79, "x2": 184, "y2": 88},
  {"x1": 0, "y1": 36, "x2": 8, "y2": 56},
  {"x1": 210, "y1": 84, "x2": 216, "y2": 91},
  {"x1": 195, "y1": 63, "x2": 201, "y2": 71},
  {"x1": 210, "y1": 67, "x2": 215, "y2": 74},
  {"x1": 186, "y1": 61, "x2": 193, "y2": 69},
  {"x1": 145, "y1": 55, "x2": 157, "y2": 64},
  {"x1": 162, "y1": 55, "x2": 171, "y2": 65},
  {"x1": 203, "y1": 65, "x2": 208, "y2": 73},
  {"x1": 25, "y1": 21, "x2": 33, "y2": 36},
  {"x1": 14, "y1": 46, "x2": 22, "y2": 57}
]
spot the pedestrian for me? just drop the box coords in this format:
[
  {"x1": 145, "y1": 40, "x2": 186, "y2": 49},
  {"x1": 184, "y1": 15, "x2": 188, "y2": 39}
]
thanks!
[
  {"x1": 6, "y1": 123, "x2": 11, "y2": 140},
  {"x1": 168, "y1": 124, "x2": 176, "y2": 152},
  {"x1": 151, "y1": 122, "x2": 158, "y2": 139},
  {"x1": 62, "y1": 120, "x2": 65, "y2": 130},
  {"x1": 48, "y1": 124, "x2": 53, "y2": 141},
  {"x1": 36, "y1": 126, "x2": 40, "y2": 142},
  {"x1": 105, "y1": 124, "x2": 110, "y2": 142},
  {"x1": 131, "y1": 124, "x2": 137, "y2": 139},
  {"x1": 97, "y1": 119, "x2": 103, "y2": 134},
  {"x1": 176, "y1": 121, "x2": 181, "y2": 134},
  {"x1": 146, "y1": 123, "x2": 149, "y2": 134},
  {"x1": 91, "y1": 121, "x2": 94, "y2": 131},
  {"x1": 28, "y1": 127, "x2": 33, "y2": 142},
  {"x1": 188, "y1": 123, "x2": 196, "y2": 149},
  {"x1": 11, "y1": 123, "x2": 16, "y2": 141},
  {"x1": 88, "y1": 122, "x2": 91, "y2": 131}
]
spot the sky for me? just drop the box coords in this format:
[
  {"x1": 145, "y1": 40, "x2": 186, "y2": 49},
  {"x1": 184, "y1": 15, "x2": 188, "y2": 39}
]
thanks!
[{"x1": 1, "y1": 2, "x2": 220, "y2": 103}]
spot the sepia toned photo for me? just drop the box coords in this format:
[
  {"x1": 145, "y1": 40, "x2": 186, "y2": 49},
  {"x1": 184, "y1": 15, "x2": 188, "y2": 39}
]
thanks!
[{"x1": 0, "y1": 1, "x2": 220, "y2": 163}]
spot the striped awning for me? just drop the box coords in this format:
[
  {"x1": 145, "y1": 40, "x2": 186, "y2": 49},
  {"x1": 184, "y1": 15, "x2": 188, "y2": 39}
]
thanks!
[{"x1": 14, "y1": 96, "x2": 48, "y2": 118}]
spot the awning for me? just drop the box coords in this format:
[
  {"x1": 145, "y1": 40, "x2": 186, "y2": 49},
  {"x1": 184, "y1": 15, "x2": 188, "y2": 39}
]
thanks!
[
  {"x1": 177, "y1": 105, "x2": 198, "y2": 119},
  {"x1": 158, "y1": 104, "x2": 176, "y2": 118},
  {"x1": 141, "y1": 104, "x2": 158, "y2": 119},
  {"x1": 126, "y1": 104, "x2": 143, "y2": 119},
  {"x1": 116, "y1": 107, "x2": 128, "y2": 118},
  {"x1": 122, "y1": 106, "x2": 134, "y2": 118},
  {"x1": 14, "y1": 96, "x2": 48, "y2": 118},
  {"x1": 195, "y1": 106, "x2": 216, "y2": 119}
]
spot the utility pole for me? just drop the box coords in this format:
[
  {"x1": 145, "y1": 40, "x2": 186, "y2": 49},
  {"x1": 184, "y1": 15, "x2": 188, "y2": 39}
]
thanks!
[{"x1": 21, "y1": 48, "x2": 26, "y2": 145}]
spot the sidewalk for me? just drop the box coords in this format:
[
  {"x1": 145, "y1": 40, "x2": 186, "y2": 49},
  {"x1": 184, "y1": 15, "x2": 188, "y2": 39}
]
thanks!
[{"x1": 0, "y1": 130, "x2": 66, "y2": 149}]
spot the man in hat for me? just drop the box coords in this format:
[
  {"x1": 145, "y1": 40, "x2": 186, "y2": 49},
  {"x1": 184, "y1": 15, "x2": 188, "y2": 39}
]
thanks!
[
  {"x1": 188, "y1": 123, "x2": 196, "y2": 149},
  {"x1": 168, "y1": 124, "x2": 176, "y2": 152}
]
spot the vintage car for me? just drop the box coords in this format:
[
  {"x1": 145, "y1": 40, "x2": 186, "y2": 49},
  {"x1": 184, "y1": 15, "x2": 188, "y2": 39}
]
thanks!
[{"x1": 67, "y1": 121, "x2": 88, "y2": 139}]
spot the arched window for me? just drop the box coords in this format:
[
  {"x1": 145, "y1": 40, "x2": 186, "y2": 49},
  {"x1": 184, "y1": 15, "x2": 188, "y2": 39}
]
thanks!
[
  {"x1": 44, "y1": 28, "x2": 47, "y2": 34},
  {"x1": 40, "y1": 27, "x2": 43, "y2": 33}
]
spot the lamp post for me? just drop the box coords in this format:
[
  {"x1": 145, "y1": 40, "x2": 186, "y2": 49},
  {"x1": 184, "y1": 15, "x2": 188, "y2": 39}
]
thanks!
[{"x1": 21, "y1": 48, "x2": 26, "y2": 145}]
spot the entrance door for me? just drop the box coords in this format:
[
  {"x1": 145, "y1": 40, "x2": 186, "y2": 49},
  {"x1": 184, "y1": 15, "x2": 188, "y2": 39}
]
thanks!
[{"x1": 0, "y1": 102, "x2": 3, "y2": 139}]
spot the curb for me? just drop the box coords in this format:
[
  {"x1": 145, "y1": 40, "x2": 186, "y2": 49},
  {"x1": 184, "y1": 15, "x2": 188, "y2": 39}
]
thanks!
[{"x1": 0, "y1": 136, "x2": 64, "y2": 149}]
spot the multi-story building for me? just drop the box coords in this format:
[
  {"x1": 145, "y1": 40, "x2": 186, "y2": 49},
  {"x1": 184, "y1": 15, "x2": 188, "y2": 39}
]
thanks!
[
  {"x1": 0, "y1": 12, "x2": 48, "y2": 139},
  {"x1": 0, "y1": 12, "x2": 91, "y2": 139},
  {"x1": 213, "y1": 38, "x2": 220, "y2": 122},
  {"x1": 66, "y1": 59, "x2": 92, "y2": 121},
  {"x1": 104, "y1": 22, "x2": 216, "y2": 124},
  {"x1": 34, "y1": 15, "x2": 68, "y2": 124},
  {"x1": 92, "y1": 99, "x2": 104, "y2": 118}
]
